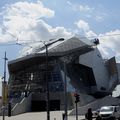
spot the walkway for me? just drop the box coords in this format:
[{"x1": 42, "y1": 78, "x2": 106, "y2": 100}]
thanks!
[{"x1": 0, "y1": 111, "x2": 85, "y2": 120}]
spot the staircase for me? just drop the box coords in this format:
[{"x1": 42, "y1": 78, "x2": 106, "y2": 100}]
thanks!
[{"x1": 0, "y1": 93, "x2": 32, "y2": 116}]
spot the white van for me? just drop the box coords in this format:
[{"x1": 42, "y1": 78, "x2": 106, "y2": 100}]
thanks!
[{"x1": 99, "y1": 106, "x2": 120, "y2": 120}]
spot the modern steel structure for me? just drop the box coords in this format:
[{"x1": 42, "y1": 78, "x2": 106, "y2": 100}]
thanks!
[{"x1": 7, "y1": 36, "x2": 120, "y2": 115}]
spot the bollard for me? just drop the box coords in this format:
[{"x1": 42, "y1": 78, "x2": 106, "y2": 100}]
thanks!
[
  {"x1": 8, "y1": 102, "x2": 11, "y2": 117},
  {"x1": 62, "y1": 113, "x2": 65, "y2": 120}
]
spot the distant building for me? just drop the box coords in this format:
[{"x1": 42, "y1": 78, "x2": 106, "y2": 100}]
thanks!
[{"x1": 7, "y1": 36, "x2": 120, "y2": 115}]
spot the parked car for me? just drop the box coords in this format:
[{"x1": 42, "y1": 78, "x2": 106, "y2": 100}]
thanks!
[{"x1": 99, "y1": 106, "x2": 120, "y2": 120}]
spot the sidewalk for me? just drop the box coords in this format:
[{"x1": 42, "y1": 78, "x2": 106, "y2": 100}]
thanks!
[{"x1": 0, "y1": 111, "x2": 85, "y2": 120}]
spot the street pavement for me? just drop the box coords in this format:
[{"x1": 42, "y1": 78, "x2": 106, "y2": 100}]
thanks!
[{"x1": 0, "y1": 111, "x2": 85, "y2": 120}]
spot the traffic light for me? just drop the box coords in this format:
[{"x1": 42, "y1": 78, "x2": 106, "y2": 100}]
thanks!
[{"x1": 74, "y1": 93, "x2": 80, "y2": 103}]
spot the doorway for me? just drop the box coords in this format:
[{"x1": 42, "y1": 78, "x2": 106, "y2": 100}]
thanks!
[
  {"x1": 31, "y1": 100, "x2": 60, "y2": 112},
  {"x1": 50, "y1": 100, "x2": 60, "y2": 111},
  {"x1": 31, "y1": 100, "x2": 46, "y2": 111}
]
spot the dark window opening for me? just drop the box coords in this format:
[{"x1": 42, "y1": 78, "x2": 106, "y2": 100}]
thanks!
[
  {"x1": 31, "y1": 100, "x2": 60, "y2": 112},
  {"x1": 67, "y1": 64, "x2": 96, "y2": 86}
]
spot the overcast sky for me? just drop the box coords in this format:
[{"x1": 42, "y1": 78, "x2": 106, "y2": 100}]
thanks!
[{"x1": 0, "y1": 0, "x2": 120, "y2": 96}]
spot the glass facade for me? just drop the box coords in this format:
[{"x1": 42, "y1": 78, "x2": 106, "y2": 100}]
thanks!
[
  {"x1": 9, "y1": 60, "x2": 64, "y2": 98},
  {"x1": 9, "y1": 59, "x2": 96, "y2": 98}
]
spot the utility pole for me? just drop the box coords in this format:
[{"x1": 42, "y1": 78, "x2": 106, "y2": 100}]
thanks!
[{"x1": 2, "y1": 52, "x2": 8, "y2": 120}]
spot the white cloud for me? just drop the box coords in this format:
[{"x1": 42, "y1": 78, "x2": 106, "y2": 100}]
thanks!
[
  {"x1": 0, "y1": 1, "x2": 73, "y2": 56},
  {"x1": 20, "y1": 19, "x2": 73, "y2": 56},
  {"x1": 85, "y1": 30, "x2": 97, "y2": 37},
  {"x1": 4, "y1": 1, "x2": 54, "y2": 19},
  {"x1": 95, "y1": 16, "x2": 104, "y2": 22},
  {"x1": 67, "y1": 1, "x2": 94, "y2": 13},
  {"x1": 95, "y1": 13, "x2": 108, "y2": 22},
  {"x1": 1, "y1": 1, "x2": 120, "y2": 62},
  {"x1": 75, "y1": 19, "x2": 120, "y2": 62},
  {"x1": 0, "y1": 27, "x2": 15, "y2": 42},
  {"x1": 67, "y1": 1, "x2": 72, "y2": 6},
  {"x1": 0, "y1": 1, "x2": 55, "y2": 42},
  {"x1": 67, "y1": 1, "x2": 107, "y2": 22},
  {"x1": 78, "y1": 5, "x2": 93, "y2": 12},
  {"x1": 98, "y1": 30, "x2": 120, "y2": 60},
  {"x1": 85, "y1": 14, "x2": 92, "y2": 18},
  {"x1": 2, "y1": 1, "x2": 54, "y2": 35},
  {"x1": 75, "y1": 20, "x2": 90, "y2": 32}
]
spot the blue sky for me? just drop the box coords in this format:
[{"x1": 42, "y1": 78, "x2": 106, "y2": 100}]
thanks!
[{"x1": 0, "y1": 0, "x2": 120, "y2": 96}]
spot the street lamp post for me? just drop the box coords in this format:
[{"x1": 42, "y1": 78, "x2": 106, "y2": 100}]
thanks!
[
  {"x1": 74, "y1": 93, "x2": 80, "y2": 120},
  {"x1": 45, "y1": 43, "x2": 50, "y2": 120},
  {"x1": 64, "y1": 62, "x2": 67, "y2": 120},
  {"x1": 40, "y1": 38, "x2": 64, "y2": 120}
]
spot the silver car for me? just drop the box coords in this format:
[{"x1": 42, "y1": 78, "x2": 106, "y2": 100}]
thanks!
[{"x1": 99, "y1": 106, "x2": 120, "y2": 120}]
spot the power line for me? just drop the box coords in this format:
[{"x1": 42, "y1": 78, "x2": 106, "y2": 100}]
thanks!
[
  {"x1": 77, "y1": 33, "x2": 120, "y2": 39},
  {"x1": 0, "y1": 25, "x2": 17, "y2": 39},
  {"x1": 89, "y1": 33, "x2": 120, "y2": 38},
  {"x1": 0, "y1": 43, "x2": 19, "y2": 46},
  {"x1": 1, "y1": 23, "x2": 120, "y2": 46},
  {"x1": 0, "y1": 33, "x2": 120, "y2": 47}
]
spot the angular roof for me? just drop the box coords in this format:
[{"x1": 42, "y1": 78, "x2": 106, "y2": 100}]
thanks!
[{"x1": 8, "y1": 37, "x2": 94, "y2": 73}]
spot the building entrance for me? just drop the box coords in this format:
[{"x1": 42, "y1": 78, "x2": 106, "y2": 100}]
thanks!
[
  {"x1": 50, "y1": 100, "x2": 60, "y2": 111},
  {"x1": 31, "y1": 100, "x2": 60, "y2": 112},
  {"x1": 31, "y1": 100, "x2": 46, "y2": 112}
]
